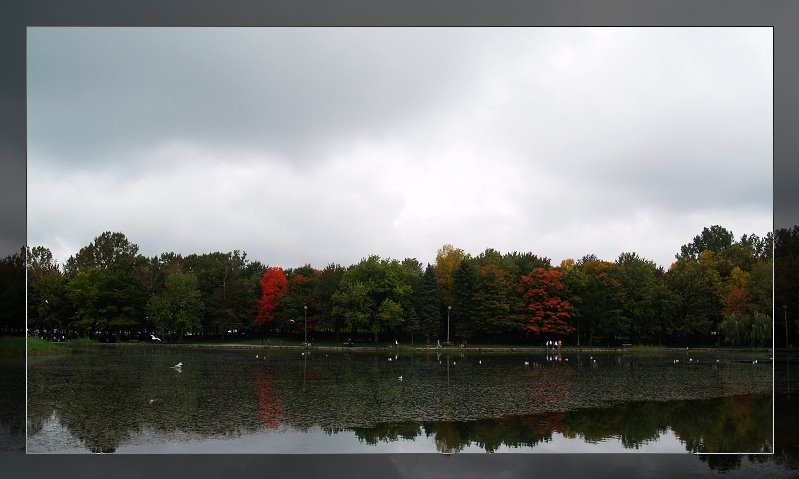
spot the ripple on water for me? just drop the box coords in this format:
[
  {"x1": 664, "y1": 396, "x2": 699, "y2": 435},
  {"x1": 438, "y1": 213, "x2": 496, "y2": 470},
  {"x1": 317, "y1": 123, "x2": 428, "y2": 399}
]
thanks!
[{"x1": 25, "y1": 348, "x2": 774, "y2": 453}]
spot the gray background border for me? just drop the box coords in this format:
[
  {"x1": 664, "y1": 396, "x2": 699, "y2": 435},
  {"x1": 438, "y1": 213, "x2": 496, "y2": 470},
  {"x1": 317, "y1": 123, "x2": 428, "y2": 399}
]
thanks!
[{"x1": 2, "y1": 1, "x2": 796, "y2": 477}]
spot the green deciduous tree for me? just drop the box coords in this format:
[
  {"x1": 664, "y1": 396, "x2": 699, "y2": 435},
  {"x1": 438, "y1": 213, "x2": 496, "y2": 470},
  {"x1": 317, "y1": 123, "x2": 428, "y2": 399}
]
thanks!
[
  {"x1": 332, "y1": 280, "x2": 372, "y2": 337},
  {"x1": 417, "y1": 264, "x2": 440, "y2": 342},
  {"x1": 751, "y1": 311, "x2": 772, "y2": 347},
  {"x1": 240, "y1": 259, "x2": 267, "y2": 324},
  {"x1": 748, "y1": 260, "x2": 772, "y2": 316},
  {"x1": 27, "y1": 246, "x2": 59, "y2": 274},
  {"x1": 405, "y1": 307, "x2": 420, "y2": 346},
  {"x1": 719, "y1": 313, "x2": 751, "y2": 347},
  {"x1": 504, "y1": 251, "x2": 551, "y2": 278},
  {"x1": 472, "y1": 264, "x2": 513, "y2": 336},
  {"x1": 678, "y1": 225, "x2": 735, "y2": 261},
  {"x1": 146, "y1": 271, "x2": 204, "y2": 342},
  {"x1": 64, "y1": 231, "x2": 139, "y2": 275},
  {"x1": 314, "y1": 263, "x2": 346, "y2": 338},
  {"x1": 28, "y1": 268, "x2": 67, "y2": 334},
  {"x1": 26, "y1": 246, "x2": 67, "y2": 334},
  {"x1": 279, "y1": 266, "x2": 320, "y2": 335},
  {"x1": 614, "y1": 252, "x2": 659, "y2": 344},
  {"x1": 666, "y1": 260, "x2": 718, "y2": 341},
  {"x1": 645, "y1": 271, "x2": 680, "y2": 345},
  {"x1": 66, "y1": 268, "x2": 145, "y2": 337},
  {"x1": 576, "y1": 258, "x2": 626, "y2": 346},
  {"x1": 378, "y1": 298, "x2": 404, "y2": 335},
  {"x1": 452, "y1": 259, "x2": 478, "y2": 340},
  {"x1": 332, "y1": 256, "x2": 415, "y2": 342},
  {"x1": 559, "y1": 259, "x2": 584, "y2": 345}
]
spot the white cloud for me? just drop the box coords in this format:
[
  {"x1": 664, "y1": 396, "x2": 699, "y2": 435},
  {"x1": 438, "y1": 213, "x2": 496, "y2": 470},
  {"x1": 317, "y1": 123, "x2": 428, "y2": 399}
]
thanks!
[{"x1": 27, "y1": 27, "x2": 772, "y2": 269}]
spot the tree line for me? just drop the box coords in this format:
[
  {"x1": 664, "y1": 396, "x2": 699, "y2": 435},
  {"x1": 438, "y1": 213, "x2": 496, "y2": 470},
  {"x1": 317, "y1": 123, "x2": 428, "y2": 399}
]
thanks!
[{"x1": 10, "y1": 225, "x2": 794, "y2": 347}]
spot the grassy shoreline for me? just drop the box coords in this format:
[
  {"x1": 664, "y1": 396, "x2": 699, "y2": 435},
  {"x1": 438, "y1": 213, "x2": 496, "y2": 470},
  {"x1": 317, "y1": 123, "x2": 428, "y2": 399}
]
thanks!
[
  {"x1": 3, "y1": 335, "x2": 776, "y2": 356},
  {"x1": 99, "y1": 340, "x2": 775, "y2": 355},
  {"x1": 0, "y1": 336, "x2": 102, "y2": 357},
  {"x1": 0, "y1": 336, "x2": 63, "y2": 356}
]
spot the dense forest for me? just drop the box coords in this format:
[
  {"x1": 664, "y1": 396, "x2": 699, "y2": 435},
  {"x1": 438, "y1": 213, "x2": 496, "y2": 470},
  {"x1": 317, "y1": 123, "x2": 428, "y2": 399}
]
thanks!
[{"x1": 3, "y1": 225, "x2": 797, "y2": 347}]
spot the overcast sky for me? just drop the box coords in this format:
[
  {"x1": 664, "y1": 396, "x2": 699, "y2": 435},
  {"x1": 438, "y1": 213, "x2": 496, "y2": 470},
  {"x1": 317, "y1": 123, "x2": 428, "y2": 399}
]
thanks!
[{"x1": 27, "y1": 27, "x2": 772, "y2": 270}]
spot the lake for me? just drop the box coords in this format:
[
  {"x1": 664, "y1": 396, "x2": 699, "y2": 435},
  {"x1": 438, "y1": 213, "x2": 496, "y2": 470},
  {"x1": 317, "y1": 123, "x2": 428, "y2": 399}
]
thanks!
[{"x1": 26, "y1": 346, "x2": 774, "y2": 454}]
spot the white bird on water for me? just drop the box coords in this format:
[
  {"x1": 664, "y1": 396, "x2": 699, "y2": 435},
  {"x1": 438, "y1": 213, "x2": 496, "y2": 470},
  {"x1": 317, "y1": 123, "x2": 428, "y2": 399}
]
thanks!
[
  {"x1": 524, "y1": 361, "x2": 529, "y2": 366},
  {"x1": 171, "y1": 362, "x2": 183, "y2": 371},
  {"x1": 398, "y1": 375, "x2": 403, "y2": 381},
  {"x1": 150, "y1": 334, "x2": 161, "y2": 342}
]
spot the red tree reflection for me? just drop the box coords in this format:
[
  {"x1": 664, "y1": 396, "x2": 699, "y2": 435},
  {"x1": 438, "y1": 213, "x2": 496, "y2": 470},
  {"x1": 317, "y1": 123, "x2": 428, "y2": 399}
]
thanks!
[
  {"x1": 521, "y1": 362, "x2": 576, "y2": 435},
  {"x1": 255, "y1": 370, "x2": 284, "y2": 429}
]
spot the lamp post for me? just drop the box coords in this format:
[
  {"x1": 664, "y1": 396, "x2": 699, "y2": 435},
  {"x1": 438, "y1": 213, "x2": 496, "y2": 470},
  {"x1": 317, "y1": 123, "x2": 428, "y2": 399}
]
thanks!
[
  {"x1": 304, "y1": 305, "x2": 308, "y2": 345},
  {"x1": 447, "y1": 305, "x2": 451, "y2": 345},
  {"x1": 785, "y1": 305, "x2": 789, "y2": 349}
]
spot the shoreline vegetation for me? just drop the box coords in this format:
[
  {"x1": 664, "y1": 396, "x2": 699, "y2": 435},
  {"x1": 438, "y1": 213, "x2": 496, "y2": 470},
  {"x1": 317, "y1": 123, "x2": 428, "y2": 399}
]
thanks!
[
  {"x1": 1, "y1": 335, "x2": 776, "y2": 357},
  {"x1": 157, "y1": 342, "x2": 777, "y2": 354},
  {"x1": 0, "y1": 336, "x2": 101, "y2": 356}
]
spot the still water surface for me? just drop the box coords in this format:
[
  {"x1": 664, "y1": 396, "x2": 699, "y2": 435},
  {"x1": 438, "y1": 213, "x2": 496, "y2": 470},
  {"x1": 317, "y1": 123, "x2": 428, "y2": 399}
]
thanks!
[{"x1": 26, "y1": 346, "x2": 773, "y2": 454}]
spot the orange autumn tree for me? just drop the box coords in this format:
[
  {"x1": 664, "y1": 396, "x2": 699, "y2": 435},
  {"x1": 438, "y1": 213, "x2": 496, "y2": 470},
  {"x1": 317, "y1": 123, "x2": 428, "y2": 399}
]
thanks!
[
  {"x1": 722, "y1": 266, "x2": 751, "y2": 317},
  {"x1": 518, "y1": 267, "x2": 574, "y2": 336},
  {"x1": 255, "y1": 267, "x2": 288, "y2": 328}
]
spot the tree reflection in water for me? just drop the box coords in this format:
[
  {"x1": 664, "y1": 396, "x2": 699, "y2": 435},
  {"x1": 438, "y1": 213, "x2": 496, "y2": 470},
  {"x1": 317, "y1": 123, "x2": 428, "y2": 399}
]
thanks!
[
  {"x1": 255, "y1": 370, "x2": 283, "y2": 429},
  {"x1": 346, "y1": 394, "x2": 772, "y2": 455},
  {"x1": 26, "y1": 348, "x2": 774, "y2": 456}
]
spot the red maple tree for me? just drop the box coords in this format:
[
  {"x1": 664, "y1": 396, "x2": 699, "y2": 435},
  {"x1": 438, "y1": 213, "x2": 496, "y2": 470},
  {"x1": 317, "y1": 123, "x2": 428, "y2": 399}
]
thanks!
[
  {"x1": 518, "y1": 267, "x2": 574, "y2": 335},
  {"x1": 254, "y1": 267, "x2": 288, "y2": 326}
]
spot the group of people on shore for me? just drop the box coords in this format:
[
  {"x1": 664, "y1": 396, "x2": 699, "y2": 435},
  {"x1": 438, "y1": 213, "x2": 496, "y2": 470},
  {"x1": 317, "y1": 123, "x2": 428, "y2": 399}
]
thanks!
[{"x1": 546, "y1": 339, "x2": 563, "y2": 350}]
